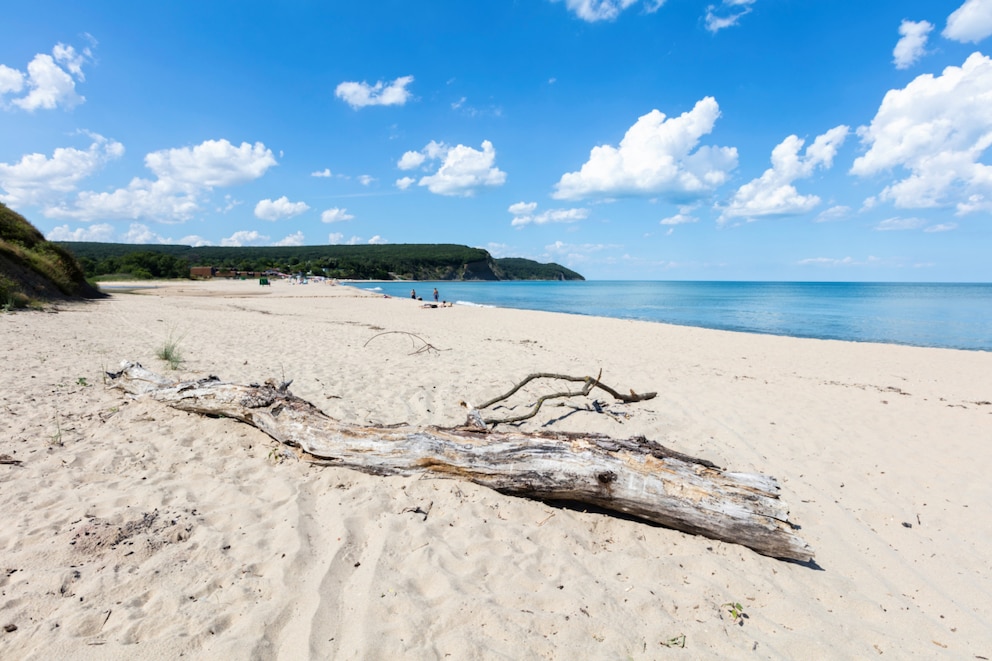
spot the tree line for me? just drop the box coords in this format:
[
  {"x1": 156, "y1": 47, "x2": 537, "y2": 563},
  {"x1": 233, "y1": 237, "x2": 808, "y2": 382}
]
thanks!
[{"x1": 58, "y1": 242, "x2": 585, "y2": 281}]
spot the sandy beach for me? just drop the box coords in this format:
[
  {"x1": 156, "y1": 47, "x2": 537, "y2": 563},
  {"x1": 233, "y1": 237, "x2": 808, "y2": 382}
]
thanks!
[{"x1": 1, "y1": 279, "x2": 990, "y2": 659}]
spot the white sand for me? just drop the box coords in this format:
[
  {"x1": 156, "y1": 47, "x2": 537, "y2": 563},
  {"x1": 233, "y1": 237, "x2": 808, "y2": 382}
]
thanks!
[{"x1": 1, "y1": 279, "x2": 990, "y2": 659}]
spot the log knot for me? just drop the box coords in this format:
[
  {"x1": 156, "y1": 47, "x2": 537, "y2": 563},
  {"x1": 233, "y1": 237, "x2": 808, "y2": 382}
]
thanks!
[{"x1": 597, "y1": 471, "x2": 617, "y2": 485}]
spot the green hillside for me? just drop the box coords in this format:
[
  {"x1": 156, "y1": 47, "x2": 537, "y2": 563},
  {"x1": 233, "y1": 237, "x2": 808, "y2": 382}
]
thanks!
[{"x1": 0, "y1": 204, "x2": 104, "y2": 309}]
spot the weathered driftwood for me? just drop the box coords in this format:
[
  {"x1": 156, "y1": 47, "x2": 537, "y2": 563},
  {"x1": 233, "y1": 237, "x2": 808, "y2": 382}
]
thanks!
[{"x1": 108, "y1": 362, "x2": 813, "y2": 562}]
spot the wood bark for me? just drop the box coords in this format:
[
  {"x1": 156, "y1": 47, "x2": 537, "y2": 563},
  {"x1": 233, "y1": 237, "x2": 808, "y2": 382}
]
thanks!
[{"x1": 108, "y1": 362, "x2": 814, "y2": 562}]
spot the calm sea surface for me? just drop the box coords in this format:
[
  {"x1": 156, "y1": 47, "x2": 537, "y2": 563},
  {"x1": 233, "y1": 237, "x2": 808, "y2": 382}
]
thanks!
[{"x1": 355, "y1": 281, "x2": 992, "y2": 352}]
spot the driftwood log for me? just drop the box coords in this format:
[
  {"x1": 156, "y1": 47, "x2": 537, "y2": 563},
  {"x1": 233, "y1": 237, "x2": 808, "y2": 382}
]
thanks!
[{"x1": 108, "y1": 362, "x2": 813, "y2": 562}]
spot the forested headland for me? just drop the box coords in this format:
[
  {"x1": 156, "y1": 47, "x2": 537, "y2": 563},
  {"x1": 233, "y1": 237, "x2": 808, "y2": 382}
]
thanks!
[{"x1": 57, "y1": 242, "x2": 585, "y2": 281}]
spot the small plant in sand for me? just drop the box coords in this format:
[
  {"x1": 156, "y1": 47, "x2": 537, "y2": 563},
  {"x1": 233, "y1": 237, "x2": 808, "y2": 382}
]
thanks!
[
  {"x1": 722, "y1": 601, "x2": 747, "y2": 626},
  {"x1": 661, "y1": 634, "x2": 686, "y2": 648},
  {"x1": 76, "y1": 377, "x2": 89, "y2": 387},
  {"x1": 156, "y1": 328, "x2": 187, "y2": 370}
]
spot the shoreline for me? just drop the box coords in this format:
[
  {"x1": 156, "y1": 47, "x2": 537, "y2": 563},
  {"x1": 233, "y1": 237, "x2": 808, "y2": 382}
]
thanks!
[{"x1": 2, "y1": 278, "x2": 990, "y2": 658}]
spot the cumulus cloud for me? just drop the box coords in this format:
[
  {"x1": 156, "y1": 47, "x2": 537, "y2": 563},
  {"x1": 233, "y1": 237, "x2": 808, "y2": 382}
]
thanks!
[
  {"x1": 0, "y1": 42, "x2": 93, "y2": 111},
  {"x1": 254, "y1": 196, "x2": 310, "y2": 221},
  {"x1": 553, "y1": 0, "x2": 664, "y2": 22},
  {"x1": 894, "y1": 20, "x2": 933, "y2": 69},
  {"x1": 335, "y1": 75, "x2": 414, "y2": 109},
  {"x1": 45, "y1": 223, "x2": 115, "y2": 242},
  {"x1": 328, "y1": 232, "x2": 344, "y2": 244},
  {"x1": 509, "y1": 201, "x2": 589, "y2": 227},
  {"x1": 47, "y1": 138, "x2": 277, "y2": 222},
  {"x1": 720, "y1": 125, "x2": 848, "y2": 222},
  {"x1": 145, "y1": 139, "x2": 276, "y2": 188},
  {"x1": 221, "y1": 230, "x2": 270, "y2": 247},
  {"x1": 395, "y1": 176, "x2": 416, "y2": 190},
  {"x1": 553, "y1": 97, "x2": 738, "y2": 201},
  {"x1": 705, "y1": 0, "x2": 756, "y2": 33},
  {"x1": 850, "y1": 52, "x2": 992, "y2": 215},
  {"x1": 943, "y1": 0, "x2": 992, "y2": 43},
  {"x1": 660, "y1": 206, "x2": 699, "y2": 225},
  {"x1": 48, "y1": 221, "x2": 212, "y2": 246},
  {"x1": 925, "y1": 222, "x2": 958, "y2": 232},
  {"x1": 311, "y1": 168, "x2": 332, "y2": 177},
  {"x1": 321, "y1": 207, "x2": 354, "y2": 223},
  {"x1": 273, "y1": 231, "x2": 305, "y2": 246},
  {"x1": 0, "y1": 133, "x2": 124, "y2": 207},
  {"x1": 399, "y1": 140, "x2": 507, "y2": 196},
  {"x1": 367, "y1": 235, "x2": 387, "y2": 245}
]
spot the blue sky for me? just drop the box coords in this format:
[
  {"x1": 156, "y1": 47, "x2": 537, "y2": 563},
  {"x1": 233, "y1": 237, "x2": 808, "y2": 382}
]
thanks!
[{"x1": 2, "y1": 0, "x2": 991, "y2": 281}]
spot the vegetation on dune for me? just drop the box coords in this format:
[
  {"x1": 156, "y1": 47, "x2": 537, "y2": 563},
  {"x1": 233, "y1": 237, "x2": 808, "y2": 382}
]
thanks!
[
  {"x1": 59, "y1": 242, "x2": 585, "y2": 282},
  {"x1": 0, "y1": 203, "x2": 104, "y2": 309}
]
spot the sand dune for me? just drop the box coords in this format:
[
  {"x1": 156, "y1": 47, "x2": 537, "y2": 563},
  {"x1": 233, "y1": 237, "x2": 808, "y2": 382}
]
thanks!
[{"x1": 1, "y1": 279, "x2": 990, "y2": 659}]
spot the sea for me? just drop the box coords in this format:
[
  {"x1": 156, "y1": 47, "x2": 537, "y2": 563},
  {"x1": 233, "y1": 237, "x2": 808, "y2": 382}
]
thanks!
[{"x1": 354, "y1": 281, "x2": 992, "y2": 352}]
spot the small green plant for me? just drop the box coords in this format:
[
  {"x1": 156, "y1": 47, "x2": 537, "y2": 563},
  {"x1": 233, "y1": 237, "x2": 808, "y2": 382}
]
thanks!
[
  {"x1": 661, "y1": 634, "x2": 686, "y2": 648},
  {"x1": 76, "y1": 377, "x2": 89, "y2": 387},
  {"x1": 722, "y1": 601, "x2": 747, "y2": 626},
  {"x1": 156, "y1": 328, "x2": 187, "y2": 370}
]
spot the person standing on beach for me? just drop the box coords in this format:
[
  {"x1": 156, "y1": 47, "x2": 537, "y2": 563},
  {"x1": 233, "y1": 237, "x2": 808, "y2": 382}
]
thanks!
[
  {"x1": 411, "y1": 289, "x2": 416, "y2": 299},
  {"x1": 433, "y1": 287, "x2": 439, "y2": 302}
]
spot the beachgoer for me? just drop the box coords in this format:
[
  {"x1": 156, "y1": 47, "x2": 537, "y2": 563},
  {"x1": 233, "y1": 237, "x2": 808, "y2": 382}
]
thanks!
[
  {"x1": 433, "y1": 287, "x2": 439, "y2": 302},
  {"x1": 410, "y1": 289, "x2": 416, "y2": 299}
]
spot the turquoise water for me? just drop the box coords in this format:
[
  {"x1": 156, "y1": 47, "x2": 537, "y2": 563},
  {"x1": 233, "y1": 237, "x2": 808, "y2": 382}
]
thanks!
[{"x1": 357, "y1": 281, "x2": 992, "y2": 352}]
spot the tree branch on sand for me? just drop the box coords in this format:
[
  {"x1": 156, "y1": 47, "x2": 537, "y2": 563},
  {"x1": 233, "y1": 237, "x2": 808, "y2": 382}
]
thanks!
[
  {"x1": 465, "y1": 370, "x2": 657, "y2": 428},
  {"x1": 107, "y1": 361, "x2": 814, "y2": 562}
]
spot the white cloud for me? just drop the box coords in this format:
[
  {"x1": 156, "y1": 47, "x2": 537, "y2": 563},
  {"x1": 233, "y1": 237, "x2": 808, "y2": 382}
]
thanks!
[
  {"x1": 720, "y1": 125, "x2": 848, "y2": 222},
  {"x1": 274, "y1": 231, "x2": 305, "y2": 246},
  {"x1": 321, "y1": 207, "x2": 354, "y2": 223},
  {"x1": 402, "y1": 140, "x2": 507, "y2": 196},
  {"x1": 395, "y1": 176, "x2": 416, "y2": 190},
  {"x1": 705, "y1": 0, "x2": 756, "y2": 33},
  {"x1": 122, "y1": 223, "x2": 172, "y2": 244},
  {"x1": 179, "y1": 234, "x2": 212, "y2": 247},
  {"x1": 875, "y1": 217, "x2": 925, "y2": 231},
  {"x1": 508, "y1": 201, "x2": 538, "y2": 216},
  {"x1": 221, "y1": 230, "x2": 270, "y2": 247},
  {"x1": 367, "y1": 235, "x2": 387, "y2": 244},
  {"x1": 943, "y1": 0, "x2": 992, "y2": 43},
  {"x1": 925, "y1": 222, "x2": 958, "y2": 232},
  {"x1": 553, "y1": 97, "x2": 738, "y2": 201},
  {"x1": 0, "y1": 133, "x2": 124, "y2": 208},
  {"x1": 814, "y1": 205, "x2": 852, "y2": 222},
  {"x1": 398, "y1": 151, "x2": 426, "y2": 170},
  {"x1": 311, "y1": 168, "x2": 332, "y2": 177},
  {"x1": 510, "y1": 202, "x2": 589, "y2": 227},
  {"x1": 254, "y1": 196, "x2": 310, "y2": 221},
  {"x1": 145, "y1": 139, "x2": 277, "y2": 187},
  {"x1": 0, "y1": 65, "x2": 25, "y2": 95},
  {"x1": 660, "y1": 209, "x2": 699, "y2": 225},
  {"x1": 45, "y1": 223, "x2": 115, "y2": 242},
  {"x1": 850, "y1": 52, "x2": 992, "y2": 215},
  {"x1": 0, "y1": 43, "x2": 92, "y2": 111},
  {"x1": 554, "y1": 0, "x2": 639, "y2": 22},
  {"x1": 894, "y1": 20, "x2": 933, "y2": 69},
  {"x1": 358, "y1": 174, "x2": 375, "y2": 186},
  {"x1": 328, "y1": 232, "x2": 344, "y2": 244},
  {"x1": 47, "y1": 138, "x2": 277, "y2": 222},
  {"x1": 335, "y1": 75, "x2": 414, "y2": 109}
]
